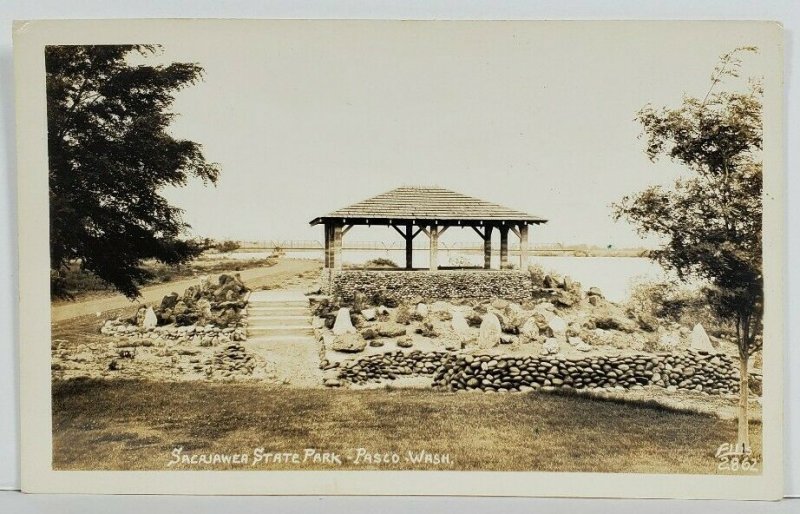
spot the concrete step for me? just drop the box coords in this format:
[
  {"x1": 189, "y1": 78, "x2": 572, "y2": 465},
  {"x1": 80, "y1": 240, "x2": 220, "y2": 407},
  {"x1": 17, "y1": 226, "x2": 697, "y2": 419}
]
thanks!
[
  {"x1": 247, "y1": 326, "x2": 314, "y2": 337},
  {"x1": 248, "y1": 306, "x2": 309, "y2": 316},
  {"x1": 244, "y1": 335, "x2": 317, "y2": 344},
  {"x1": 248, "y1": 300, "x2": 309, "y2": 308},
  {"x1": 248, "y1": 315, "x2": 310, "y2": 326}
]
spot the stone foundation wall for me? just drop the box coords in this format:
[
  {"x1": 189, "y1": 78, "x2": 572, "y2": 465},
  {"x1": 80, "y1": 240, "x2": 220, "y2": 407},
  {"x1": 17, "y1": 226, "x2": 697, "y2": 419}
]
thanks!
[{"x1": 321, "y1": 269, "x2": 535, "y2": 302}]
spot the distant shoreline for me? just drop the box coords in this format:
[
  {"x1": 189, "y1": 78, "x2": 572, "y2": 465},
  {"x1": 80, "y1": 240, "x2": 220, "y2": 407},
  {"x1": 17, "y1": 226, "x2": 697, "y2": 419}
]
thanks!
[{"x1": 227, "y1": 244, "x2": 651, "y2": 259}]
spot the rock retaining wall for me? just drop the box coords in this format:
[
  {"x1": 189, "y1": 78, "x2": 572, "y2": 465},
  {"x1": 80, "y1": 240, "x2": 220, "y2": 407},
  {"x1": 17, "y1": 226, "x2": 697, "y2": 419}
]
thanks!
[
  {"x1": 323, "y1": 269, "x2": 535, "y2": 302},
  {"x1": 335, "y1": 349, "x2": 744, "y2": 395}
]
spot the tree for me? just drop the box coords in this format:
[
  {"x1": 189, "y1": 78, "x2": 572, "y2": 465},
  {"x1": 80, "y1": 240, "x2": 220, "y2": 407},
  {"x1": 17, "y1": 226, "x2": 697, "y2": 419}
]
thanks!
[
  {"x1": 613, "y1": 47, "x2": 763, "y2": 452},
  {"x1": 46, "y1": 45, "x2": 219, "y2": 298}
]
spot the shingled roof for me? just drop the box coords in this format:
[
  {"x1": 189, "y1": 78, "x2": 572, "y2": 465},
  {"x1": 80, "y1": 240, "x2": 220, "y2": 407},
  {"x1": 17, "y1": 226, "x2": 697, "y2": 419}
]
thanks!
[{"x1": 310, "y1": 186, "x2": 547, "y2": 226}]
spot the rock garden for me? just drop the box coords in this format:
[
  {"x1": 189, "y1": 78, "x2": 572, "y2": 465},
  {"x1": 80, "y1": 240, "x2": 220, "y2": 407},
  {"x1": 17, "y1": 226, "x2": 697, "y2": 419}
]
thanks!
[
  {"x1": 311, "y1": 269, "x2": 762, "y2": 408},
  {"x1": 51, "y1": 273, "x2": 277, "y2": 382}
]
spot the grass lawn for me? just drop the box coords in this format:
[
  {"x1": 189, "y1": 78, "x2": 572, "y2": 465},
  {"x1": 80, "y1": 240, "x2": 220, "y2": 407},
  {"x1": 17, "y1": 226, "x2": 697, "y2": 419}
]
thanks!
[{"x1": 52, "y1": 380, "x2": 761, "y2": 474}]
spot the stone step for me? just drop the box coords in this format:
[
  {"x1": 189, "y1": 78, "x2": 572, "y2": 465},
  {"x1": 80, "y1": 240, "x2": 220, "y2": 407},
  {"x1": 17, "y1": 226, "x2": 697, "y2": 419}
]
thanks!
[
  {"x1": 247, "y1": 326, "x2": 314, "y2": 337},
  {"x1": 248, "y1": 306, "x2": 309, "y2": 316},
  {"x1": 248, "y1": 315, "x2": 310, "y2": 326}
]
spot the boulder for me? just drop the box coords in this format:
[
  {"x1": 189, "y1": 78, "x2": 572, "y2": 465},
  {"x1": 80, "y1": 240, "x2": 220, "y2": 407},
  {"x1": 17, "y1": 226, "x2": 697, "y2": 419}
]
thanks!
[
  {"x1": 547, "y1": 315, "x2": 568, "y2": 338},
  {"x1": 658, "y1": 331, "x2": 681, "y2": 350},
  {"x1": 551, "y1": 290, "x2": 578, "y2": 308},
  {"x1": 353, "y1": 292, "x2": 368, "y2": 313},
  {"x1": 519, "y1": 317, "x2": 541, "y2": 343},
  {"x1": 360, "y1": 327, "x2": 378, "y2": 340},
  {"x1": 567, "y1": 336, "x2": 585, "y2": 347},
  {"x1": 500, "y1": 334, "x2": 516, "y2": 345},
  {"x1": 690, "y1": 323, "x2": 714, "y2": 352},
  {"x1": 332, "y1": 308, "x2": 356, "y2": 335},
  {"x1": 196, "y1": 298, "x2": 213, "y2": 318},
  {"x1": 491, "y1": 298, "x2": 509, "y2": 310},
  {"x1": 591, "y1": 305, "x2": 637, "y2": 333},
  {"x1": 377, "y1": 322, "x2": 407, "y2": 338},
  {"x1": 330, "y1": 333, "x2": 366, "y2": 353},
  {"x1": 477, "y1": 313, "x2": 502, "y2": 349},
  {"x1": 396, "y1": 336, "x2": 413, "y2": 348},
  {"x1": 306, "y1": 283, "x2": 322, "y2": 295},
  {"x1": 415, "y1": 303, "x2": 429, "y2": 317},
  {"x1": 430, "y1": 301, "x2": 451, "y2": 313},
  {"x1": 503, "y1": 303, "x2": 530, "y2": 331},
  {"x1": 160, "y1": 292, "x2": 180, "y2": 310},
  {"x1": 587, "y1": 286, "x2": 604, "y2": 298},
  {"x1": 542, "y1": 338, "x2": 561, "y2": 355},
  {"x1": 143, "y1": 307, "x2": 158, "y2": 329},
  {"x1": 361, "y1": 308, "x2": 377, "y2": 321}
]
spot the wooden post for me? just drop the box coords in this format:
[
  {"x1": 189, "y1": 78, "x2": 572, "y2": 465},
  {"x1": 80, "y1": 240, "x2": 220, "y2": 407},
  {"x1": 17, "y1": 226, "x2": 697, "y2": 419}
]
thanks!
[
  {"x1": 405, "y1": 224, "x2": 414, "y2": 269},
  {"x1": 519, "y1": 223, "x2": 529, "y2": 269},
  {"x1": 323, "y1": 223, "x2": 331, "y2": 268},
  {"x1": 500, "y1": 225, "x2": 509, "y2": 269},
  {"x1": 332, "y1": 223, "x2": 343, "y2": 270},
  {"x1": 483, "y1": 225, "x2": 493, "y2": 269},
  {"x1": 429, "y1": 224, "x2": 439, "y2": 271}
]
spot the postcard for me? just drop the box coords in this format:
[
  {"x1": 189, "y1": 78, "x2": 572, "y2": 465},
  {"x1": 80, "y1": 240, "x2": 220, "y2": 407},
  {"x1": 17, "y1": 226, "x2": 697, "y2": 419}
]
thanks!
[{"x1": 14, "y1": 19, "x2": 785, "y2": 498}]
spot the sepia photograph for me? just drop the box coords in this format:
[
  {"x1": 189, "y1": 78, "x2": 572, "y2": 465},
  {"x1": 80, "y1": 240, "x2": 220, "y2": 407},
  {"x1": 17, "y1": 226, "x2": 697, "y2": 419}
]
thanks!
[{"x1": 14, "y1": 19, "x2": 784, "y2": 498}]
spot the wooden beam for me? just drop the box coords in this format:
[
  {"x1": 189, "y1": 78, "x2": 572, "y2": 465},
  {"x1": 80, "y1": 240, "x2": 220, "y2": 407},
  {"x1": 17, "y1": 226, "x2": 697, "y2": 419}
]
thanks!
[
  {"x1": 341, "y1": 224, "x2": 354, "y2": 237},
  {"x1": 390, "y1": 224, "x2": 406, "y2": 238},
  {"x1": 509, "y1": 225, "x2": 520, "y2": 239},
  {"x1": 500, "y1": 225, "x2": 509, "y2": 269},
  {"x1": 519, "y1": 223, "x2": 529, "y2": 269},
  {"x1": 418, "y1": 226, "x2": 430, "y2": 237},
  {"x1": 323, "y1": 223, "x2": 331, "y2": 268},
  {"x1": 484, "y1": 225, "x2": 493, "y2": 269},
  {"x1": 332, "y1": 223, "x2": 343, "y2": 270},
  {"x1": 411, "y1": 226, "x2": 424, "y2": 239},
  {"x1": 429, "y1": 225, "x2": 439, "y2": 271},
  {"x1": 438, "y1": 225, "x2": 450, "y2": 237},
  {"x1": 405, "y1": 224, "x2": 413, "y2": 269},
  {"x1": 471, "y1": 226, "x2": 486, "y2": 240}
]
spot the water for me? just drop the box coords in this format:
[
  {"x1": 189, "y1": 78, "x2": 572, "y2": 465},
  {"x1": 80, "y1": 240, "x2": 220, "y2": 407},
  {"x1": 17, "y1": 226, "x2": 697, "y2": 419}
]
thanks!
[{"x1": 212, "y1": 249, "x2": 669, "y2": 303}]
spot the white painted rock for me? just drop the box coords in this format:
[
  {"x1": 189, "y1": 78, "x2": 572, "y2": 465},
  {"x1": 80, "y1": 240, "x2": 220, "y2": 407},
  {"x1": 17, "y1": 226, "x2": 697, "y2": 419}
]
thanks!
[
  {"x1": 659, "y1": 331, "x2": 680, "y2": 350},
  {"x1": 361, "y1": 308, "x2": 376, "y2": 321},
  {"x1": 690, "y1": 323, "x2": 714, "y2": 352},
  {"x1": 332, "y1": 308, "x2": 356, "y2": 335},
  {"x1": 477, "y1": 312, "x2": 502, "y2": 349},
  {"x1": 415, "y1": 303, "x2": 429, "y2": 317},
  {"x1": 450, "y1": 310, "x2": 471, "y2": 336},
  {"x1": 143, "y1": 307, "x2": 158, "y2": 329}
]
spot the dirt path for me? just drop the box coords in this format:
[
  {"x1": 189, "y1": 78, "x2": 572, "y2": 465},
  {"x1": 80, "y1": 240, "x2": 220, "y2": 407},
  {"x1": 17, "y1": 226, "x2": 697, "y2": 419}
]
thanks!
[{"x1": 50, "y1": 258, "x2": 321, "y2": 323}]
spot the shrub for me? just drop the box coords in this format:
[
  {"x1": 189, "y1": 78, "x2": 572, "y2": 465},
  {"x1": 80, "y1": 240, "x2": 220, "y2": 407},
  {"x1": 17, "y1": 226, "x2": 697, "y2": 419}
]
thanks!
[
  {"x1": 214, "y1": 240, "x2": 241, "y2": 253},
  {"x1": 364, "y1": 257, "x2": 398, "y2": 268},
  {"x1": 626, "y1": 279, "x2": 725, "y2": 334},
  {"x1": 527, "y1": 264, "x2": 547, "y2": 288}
]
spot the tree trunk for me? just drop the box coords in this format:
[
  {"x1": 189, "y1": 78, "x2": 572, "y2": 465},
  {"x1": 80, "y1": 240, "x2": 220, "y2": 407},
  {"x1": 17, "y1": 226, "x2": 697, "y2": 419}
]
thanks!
[{"x1": 737, "y1": 346, "x2": 750, "y2": 453}]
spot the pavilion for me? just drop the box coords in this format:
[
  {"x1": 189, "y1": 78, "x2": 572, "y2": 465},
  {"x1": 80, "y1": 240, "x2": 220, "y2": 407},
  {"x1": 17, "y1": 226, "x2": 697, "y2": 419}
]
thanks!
[{"x1": 310, "y1": 186, "x2": 548, "y2": 271}]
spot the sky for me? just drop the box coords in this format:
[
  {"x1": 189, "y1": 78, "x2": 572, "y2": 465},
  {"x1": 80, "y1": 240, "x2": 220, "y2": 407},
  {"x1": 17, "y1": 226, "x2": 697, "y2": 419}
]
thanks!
[{"x1": 141, "y1": 21, "x2": 771, "y2": 248}]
